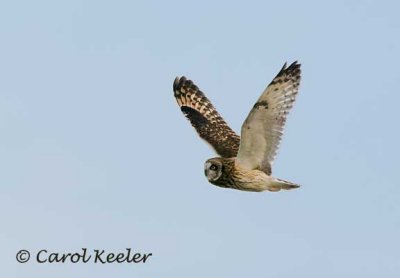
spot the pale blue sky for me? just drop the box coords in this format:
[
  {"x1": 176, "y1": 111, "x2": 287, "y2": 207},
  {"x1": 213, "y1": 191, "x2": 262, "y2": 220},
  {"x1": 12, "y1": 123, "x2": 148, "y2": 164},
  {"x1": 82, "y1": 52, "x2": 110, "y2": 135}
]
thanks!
[{"x1": 1, "y1": 0, "x2": 399, "y2": 277}]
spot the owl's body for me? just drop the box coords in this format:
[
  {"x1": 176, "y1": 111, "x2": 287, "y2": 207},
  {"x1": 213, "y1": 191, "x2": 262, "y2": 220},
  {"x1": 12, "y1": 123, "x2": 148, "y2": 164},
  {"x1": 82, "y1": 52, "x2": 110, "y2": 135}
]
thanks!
[
  {"x1": 205, "y1": 157, "x2": 299, "y2": 192},
  {"x1": 174, "y1": 61, "x2": 302, "y2": 192}
]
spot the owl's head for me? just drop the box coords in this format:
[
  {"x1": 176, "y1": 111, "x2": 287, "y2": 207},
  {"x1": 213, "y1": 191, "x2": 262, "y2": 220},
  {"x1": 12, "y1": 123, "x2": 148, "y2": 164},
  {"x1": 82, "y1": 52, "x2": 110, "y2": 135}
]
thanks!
[
  {"x1": 204, "y1": 158, "x2": 223, "y2": 182},
  {"x1": 204, "y1": 157, "x2": 234, "y2": 186}
]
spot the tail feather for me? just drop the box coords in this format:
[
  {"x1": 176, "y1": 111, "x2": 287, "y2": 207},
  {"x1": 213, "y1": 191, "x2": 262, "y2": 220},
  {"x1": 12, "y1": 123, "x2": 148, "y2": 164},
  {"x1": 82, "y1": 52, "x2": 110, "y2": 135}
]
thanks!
[{"x1": 269, "y1": 178, "x2": 300, "y2": 192}]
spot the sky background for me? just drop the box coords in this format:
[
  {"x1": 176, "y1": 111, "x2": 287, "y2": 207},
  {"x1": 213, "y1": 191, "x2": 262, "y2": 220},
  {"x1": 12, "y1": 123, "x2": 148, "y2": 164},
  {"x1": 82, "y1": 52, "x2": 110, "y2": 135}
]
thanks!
[{"x1": 1, "y1": 0, "x2": 399, "y2": 277}]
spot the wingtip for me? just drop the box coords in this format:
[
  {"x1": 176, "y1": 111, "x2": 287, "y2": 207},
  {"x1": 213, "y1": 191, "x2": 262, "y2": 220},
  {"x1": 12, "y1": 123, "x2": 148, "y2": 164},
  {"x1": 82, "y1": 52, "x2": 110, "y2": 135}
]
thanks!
[
  {"x1": 277, "y1": 61, "x2": 300, "y2": 75},
  {"x1": 288, "y1": 60, "x2": 301, "y2": 70},
  {"x1": 173, "y1": 76, "x2": 186, "y2": 92},
  {"x1": 279, "y1": 62, "x2": 288, "y2": 74},
  {"x1": 275, "y1": 60, "x2": 301, "y2": 79}
]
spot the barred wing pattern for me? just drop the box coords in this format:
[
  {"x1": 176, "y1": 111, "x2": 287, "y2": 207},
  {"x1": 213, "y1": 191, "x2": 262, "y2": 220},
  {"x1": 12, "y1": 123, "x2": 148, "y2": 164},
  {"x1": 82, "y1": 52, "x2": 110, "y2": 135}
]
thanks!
[
  {"x1": 173, "y1": 76, "x2": 240, "y2": 158},
  {"x1": 237, "y1": 62, "x2": 301, "y2": 174}
]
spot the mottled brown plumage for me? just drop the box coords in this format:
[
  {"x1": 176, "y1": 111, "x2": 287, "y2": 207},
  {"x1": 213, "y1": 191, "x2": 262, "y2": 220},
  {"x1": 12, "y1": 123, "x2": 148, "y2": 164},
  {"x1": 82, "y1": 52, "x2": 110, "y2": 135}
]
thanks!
[
  {"x1": 174, "y1": 62, "x2": 302, "y2": 192},
  {"x1": 173, "y1": 76, "x2": 240, "y2": 158}
]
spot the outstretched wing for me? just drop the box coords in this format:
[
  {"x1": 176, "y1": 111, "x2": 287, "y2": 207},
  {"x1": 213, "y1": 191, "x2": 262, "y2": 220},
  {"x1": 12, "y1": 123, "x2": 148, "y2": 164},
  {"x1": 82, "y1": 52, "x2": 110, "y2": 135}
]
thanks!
[
  {"x1": 173, "y1": 76, "x2": 240, "y2": 158},
  {"x1": 236, "y1": 61, "x2": 301, "y2": 175}
]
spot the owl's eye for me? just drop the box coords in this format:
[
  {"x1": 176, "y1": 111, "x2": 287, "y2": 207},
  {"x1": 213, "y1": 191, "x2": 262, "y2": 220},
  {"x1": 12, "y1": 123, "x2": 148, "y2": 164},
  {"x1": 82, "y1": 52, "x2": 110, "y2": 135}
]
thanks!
[{"x1": 210, "y1": 164, "x2": 218, "y2": 171}]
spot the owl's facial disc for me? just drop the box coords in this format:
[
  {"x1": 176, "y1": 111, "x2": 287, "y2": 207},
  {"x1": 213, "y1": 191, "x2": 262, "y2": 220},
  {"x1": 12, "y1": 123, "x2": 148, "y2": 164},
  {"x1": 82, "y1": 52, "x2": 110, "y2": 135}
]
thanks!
[{"x1": 204, "y1": 159, "x2": 222, "y2": 182}]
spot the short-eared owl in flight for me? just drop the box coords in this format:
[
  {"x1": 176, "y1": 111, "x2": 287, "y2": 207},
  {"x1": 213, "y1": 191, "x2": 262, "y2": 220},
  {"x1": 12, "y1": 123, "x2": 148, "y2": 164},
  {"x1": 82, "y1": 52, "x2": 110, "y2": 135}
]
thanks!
[{"x1": 173, "y1": 62, "x2": 301, "y2": 192}]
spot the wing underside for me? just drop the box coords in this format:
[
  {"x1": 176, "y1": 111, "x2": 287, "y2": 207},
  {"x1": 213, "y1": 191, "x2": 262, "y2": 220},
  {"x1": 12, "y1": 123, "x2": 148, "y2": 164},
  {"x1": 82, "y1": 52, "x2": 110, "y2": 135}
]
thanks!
[{"x1": 236, "y1": 62, "x2": 301, "y2": 174}]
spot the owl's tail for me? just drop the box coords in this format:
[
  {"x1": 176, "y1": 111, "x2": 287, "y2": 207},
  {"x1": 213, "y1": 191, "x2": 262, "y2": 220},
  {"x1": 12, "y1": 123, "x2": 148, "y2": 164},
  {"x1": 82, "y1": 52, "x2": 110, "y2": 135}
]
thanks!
[{"x1": 268, "y1": 178, "x2": 300, "y2": 192}]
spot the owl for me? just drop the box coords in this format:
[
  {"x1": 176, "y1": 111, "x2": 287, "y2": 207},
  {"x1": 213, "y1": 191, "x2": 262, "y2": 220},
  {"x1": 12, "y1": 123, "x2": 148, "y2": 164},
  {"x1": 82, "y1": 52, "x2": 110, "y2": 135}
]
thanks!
[{"x1": 173, "y1": 61, "x2": 301, "y2": 192}]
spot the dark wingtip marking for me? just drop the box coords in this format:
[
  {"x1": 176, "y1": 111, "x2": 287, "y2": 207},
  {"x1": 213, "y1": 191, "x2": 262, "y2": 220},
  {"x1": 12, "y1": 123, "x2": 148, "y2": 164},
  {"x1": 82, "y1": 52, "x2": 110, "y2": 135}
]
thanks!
[
  {"x1": 173, "y1": 76, "x2": 201, "y2": 96},
  {"x1": 173, "y1": 76, "x2": 187, "y2": 92},
  {"x1": 286, "y1": 61, "x2": 301, "y2": 73},
  {"x1": 279, "y1": 62, "x2": 288, "y2": 74},
  {"x1": 273, "y1": 61, "x2": 301, "y2": 81}
]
